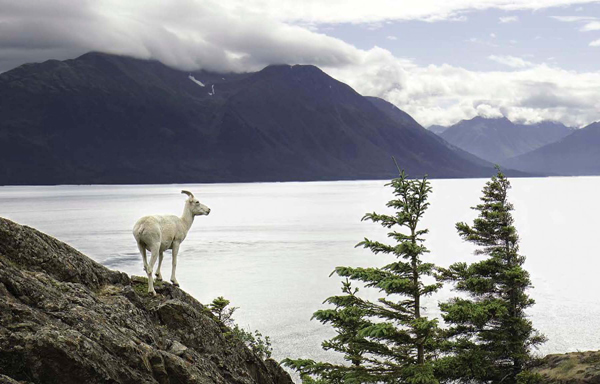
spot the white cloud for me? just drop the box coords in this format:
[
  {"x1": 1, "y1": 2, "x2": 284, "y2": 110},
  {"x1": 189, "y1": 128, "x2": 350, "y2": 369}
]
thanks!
[
  {"x1": 490, "y1": 32, "x2": 497, "y2": 38},
  {"x1": 387, "y1": 35, "x2": 398, "y2": 40},
  {"x1": 364, "y1": 22, "x2": 384, "y2": 30},
  {"x1": 0, "y1": 0, "x2": 366, "y2": 73},
  {"x1": 449, "y1": 15, "x2": 469, "y2": 22},
  {"x1": 550, "y1": 15, "x2": 600, "y2": 45},
  {"x1": 465, "y1": 37, "x2": 499, "y2": 47},
  {"x1": 488, "y1": 55, "x2": 534, "y2": 68},
  {"x1": 581, "y1": 21, "x2": 600, "y2": 31},
  {"x1": 550, "y1": 15, "x2": 598, "y2": 22},
  {"x1": 353, "y1": 62, "x2": 600, "y2": 128},
  {"x1": 1, "y1": 0, "x2": 599, "y2": 129},
  {"x1": 475, "y1": 103, "x2": 505, "y2": 118},
  {"x1": 499, "y1": 15, "x2": 519, "y2": 23}
]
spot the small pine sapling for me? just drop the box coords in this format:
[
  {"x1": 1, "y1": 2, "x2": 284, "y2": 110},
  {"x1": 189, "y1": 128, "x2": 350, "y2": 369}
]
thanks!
[{"x1": 209, "y1": 296, "x2": 273, "y2": 360}]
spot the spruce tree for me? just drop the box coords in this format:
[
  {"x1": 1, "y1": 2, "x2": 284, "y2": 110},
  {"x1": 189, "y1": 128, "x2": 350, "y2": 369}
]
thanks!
[
  {"x1": 437, "y1": 168, "x2": 545, "y2": 384},
  {"x1": 285, "y1": 167, "x2": 442, "y2": 383},
  {"x1": 209, "y1": 296, "x2": 238, "y2": 326},
  {"x1": 283, "y1": 278, "x2": 373, "y2": 383}
]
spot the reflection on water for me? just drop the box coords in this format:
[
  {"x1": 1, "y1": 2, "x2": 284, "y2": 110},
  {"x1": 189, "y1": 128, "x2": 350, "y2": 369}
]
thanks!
[{"x1": 1, "y1": 177, "x2": 599, "y2": 368}]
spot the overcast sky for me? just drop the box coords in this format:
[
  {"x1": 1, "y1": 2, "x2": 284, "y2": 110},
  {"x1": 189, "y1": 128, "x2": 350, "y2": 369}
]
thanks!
[{"x1": 1, "y1": 0, "x2": 599, "y2": 127}]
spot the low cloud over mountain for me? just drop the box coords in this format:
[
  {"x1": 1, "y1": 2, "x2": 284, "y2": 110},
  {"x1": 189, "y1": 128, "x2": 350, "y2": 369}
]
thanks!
[{"x1": 2, "y1": 1, "x2": 600, "y2": 128}]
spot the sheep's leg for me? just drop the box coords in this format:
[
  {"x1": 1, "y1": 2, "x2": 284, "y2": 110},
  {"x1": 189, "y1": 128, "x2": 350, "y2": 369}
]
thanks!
[
  {"x1": 137, "y1": 242, "x2": 149, "y2": 274},
  {"x1": 147, "y1": 243, "x2": 160, "y2": 295},
  {"x1": 170, "y1": 242, "x2": 180, "y2": 287},
  {"x1": 155, "y1": 252, "x2": 164, "y2": 281}
]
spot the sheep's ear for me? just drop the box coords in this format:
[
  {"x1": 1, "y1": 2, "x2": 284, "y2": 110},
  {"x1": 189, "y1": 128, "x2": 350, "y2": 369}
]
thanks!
[{"x1": 181, "y1": 190, "x2": 195, "y2": 200}]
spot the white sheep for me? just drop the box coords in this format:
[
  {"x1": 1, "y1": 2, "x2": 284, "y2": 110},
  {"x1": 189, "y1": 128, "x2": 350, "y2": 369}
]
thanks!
[{"x1": 133, "y1": 190, "x2": 211, "y2": 295}]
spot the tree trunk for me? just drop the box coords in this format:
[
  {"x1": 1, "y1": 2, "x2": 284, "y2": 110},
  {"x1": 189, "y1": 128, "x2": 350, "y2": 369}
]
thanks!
[{"x1": 412, "y1": 227, "x2": 424, "y2": 365}]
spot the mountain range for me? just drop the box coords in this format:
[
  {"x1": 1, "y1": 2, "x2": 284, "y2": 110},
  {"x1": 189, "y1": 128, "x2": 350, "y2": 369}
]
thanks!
[
  {"x1": 436, "y1": 116, "x2": 574, "y2": 164},
  {"x1": 0, "y1": 52, "x2": 501, "y2": 185},
  {"x1": 503, "y1": 122, "x2": 600, "y2": 176}
]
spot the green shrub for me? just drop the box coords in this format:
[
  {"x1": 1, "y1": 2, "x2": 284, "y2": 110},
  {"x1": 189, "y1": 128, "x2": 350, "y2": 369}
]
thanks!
[{"x1": 209, "y1": 297, "x2": 273, "y2": 360}]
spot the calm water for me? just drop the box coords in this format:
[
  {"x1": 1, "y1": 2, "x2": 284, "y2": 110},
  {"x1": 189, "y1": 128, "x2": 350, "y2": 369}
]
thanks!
[{"x1": 1, "y1": 178, "x2": 599, "y2": 368}]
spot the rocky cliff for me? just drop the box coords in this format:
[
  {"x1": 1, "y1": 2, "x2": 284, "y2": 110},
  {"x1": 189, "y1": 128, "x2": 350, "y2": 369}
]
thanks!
[
  {"x1": 531, "y1": 351, "x2": 600, "y2": 384},
  {"x1": 0, "y1": 217, "x2": 293, "y2": 384}
]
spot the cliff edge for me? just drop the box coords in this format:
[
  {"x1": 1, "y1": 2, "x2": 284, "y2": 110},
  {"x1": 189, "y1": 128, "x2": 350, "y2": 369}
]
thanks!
[
  {"x1": 0, "y1": 217, "x2": 293, "y2": 384},
  {"x1": 531, "y1": 351, "x2": 600, "y2": 383}
]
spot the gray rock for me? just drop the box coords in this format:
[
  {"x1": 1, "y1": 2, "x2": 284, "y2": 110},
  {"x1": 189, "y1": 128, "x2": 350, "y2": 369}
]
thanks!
[
  {"x1": 0, "y1": 217, "x2": 294, "y2": 384},
  {"x1": 0, "y1": 375, "x2": 26, "y2": 384}
]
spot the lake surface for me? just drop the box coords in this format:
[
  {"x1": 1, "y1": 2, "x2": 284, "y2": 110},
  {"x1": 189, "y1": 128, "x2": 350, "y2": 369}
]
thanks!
[{"x1": 1, "y1": 177, "x2": 599, "y2": 367}]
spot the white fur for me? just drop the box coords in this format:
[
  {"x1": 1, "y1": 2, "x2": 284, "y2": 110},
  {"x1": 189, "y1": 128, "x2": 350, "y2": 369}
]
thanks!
[{"x1": 133, "y1": 190, "x2": 210, "y2": 295}]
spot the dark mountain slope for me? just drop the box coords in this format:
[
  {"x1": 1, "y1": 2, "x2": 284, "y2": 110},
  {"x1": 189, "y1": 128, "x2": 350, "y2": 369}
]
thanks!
[
  {"x1": 0, "y1": 53, "x2": 248, "y2": 184},
  {"x1": 439, "y1": 116, "x2": 573, "y2": 163},
  {"x1": 0, "y1": 217, "x2": 293, "y2": 384},
  {"x1": 0, "y1": 52, "x2": 497, "y2": 185},
  {"x1": 503, "y1": 122, "x2": 600, "y2": 176}
]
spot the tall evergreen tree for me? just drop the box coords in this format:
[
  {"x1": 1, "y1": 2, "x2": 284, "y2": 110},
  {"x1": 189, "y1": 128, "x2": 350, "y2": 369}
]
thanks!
[
  {"x1": 437, "y1": 168, "x2": 545, "y2": 384},
  {"x1": 283, "y1": 278, "x2": 374, "y2": 383},
  {"x1": 285, "y1": 167, "x2": 442, "y2": 383}
]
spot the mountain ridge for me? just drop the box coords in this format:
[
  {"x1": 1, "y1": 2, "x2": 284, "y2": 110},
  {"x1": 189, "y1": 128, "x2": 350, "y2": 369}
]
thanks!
[
  {"x1": 437, "y1": 116, "x2": 573, "y2": 163},
  {"x1": 0, "y1": 52, "x2": 511, "y2": 185},
  {"x1": 366, "y1": 97, "x2": 495, "y2": 169},
  {"x1": 502, "y1": 121, "x2": 600, "y2": 176}
]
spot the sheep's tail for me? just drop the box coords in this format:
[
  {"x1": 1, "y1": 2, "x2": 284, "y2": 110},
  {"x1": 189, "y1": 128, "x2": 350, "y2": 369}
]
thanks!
[{"x1": 133, "y1": 221, "x2": 146, "y2": 242}]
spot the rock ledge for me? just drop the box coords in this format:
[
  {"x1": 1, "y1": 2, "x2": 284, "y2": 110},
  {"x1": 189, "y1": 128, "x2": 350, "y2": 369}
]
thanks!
[{"x1": 0, "y1": 217, "x2": 293, "y2": 384}]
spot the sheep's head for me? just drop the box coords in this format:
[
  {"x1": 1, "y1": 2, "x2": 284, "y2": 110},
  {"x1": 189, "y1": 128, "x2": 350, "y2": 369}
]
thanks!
[{"x1": 182, "y1": 190, "x2": 211, "y2": 216}]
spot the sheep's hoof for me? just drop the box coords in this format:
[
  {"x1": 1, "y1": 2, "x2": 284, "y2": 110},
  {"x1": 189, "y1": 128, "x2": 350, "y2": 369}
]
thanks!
[
  {"x1": 171, "y1": 281, "x2": 180, "y2": 287},
  {"x1": 148, "y1": 290, "x2": 157, "y2": 296},
  {"x1": 155, "y1": 274, "x2": 162, "y2": 281}
]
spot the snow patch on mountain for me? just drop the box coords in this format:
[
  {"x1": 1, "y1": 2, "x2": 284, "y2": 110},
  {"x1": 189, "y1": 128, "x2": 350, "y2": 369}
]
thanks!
[{"x1": 188, "y1": 75, "x2": 205, "y2": 87}]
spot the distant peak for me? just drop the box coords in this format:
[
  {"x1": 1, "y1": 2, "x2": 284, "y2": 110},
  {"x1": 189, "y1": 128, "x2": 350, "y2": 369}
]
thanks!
[
  {"x1": 75, "y1": 51, "x2": 126, "y2": 62},
  {"x1": 453, "y1": 115, "x2": 511, "y2": 127},
  {"x1": 259, "y1": 64, "x2": 325, "y2": 75},
  {"x1": 471, "y1": 115, "x2": 508, "y2": 121},
  {"x1": 262, "y1": 64, "x2": 293, "y2": 70},
  {"x1": 77, "y1": 51, "x2": 109, "y2": 59}
]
